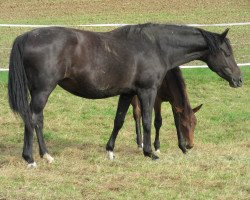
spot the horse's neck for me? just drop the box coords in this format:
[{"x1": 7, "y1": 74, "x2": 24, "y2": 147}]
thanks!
[{"x1": 158, "y1": 29, "x2": 208, "y2": 68}]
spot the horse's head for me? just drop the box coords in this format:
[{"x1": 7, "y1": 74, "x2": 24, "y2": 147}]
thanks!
[
  {"x1": 202, "y1": 29, "x2": 242, "y2": 88},
  {"x1": 178, "y1": 104, "x2": 203, "y2": 149}
]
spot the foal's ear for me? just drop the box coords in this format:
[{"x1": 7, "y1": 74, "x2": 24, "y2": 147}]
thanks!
[
  {"x1": 175, "y1": 106, "x2": 183, "y2": 113},
  {"x1": 192, "y1": 104, "x2": 203, "y2": 113},
  {"x1": 220, "y1": 28, "x2": 229, "y2": 41}
]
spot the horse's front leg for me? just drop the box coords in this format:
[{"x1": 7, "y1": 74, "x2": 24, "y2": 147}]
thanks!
[
  {"x1": 106, "y1": 94, "x2": 133, "y2": 160},
  {"x1": 172, "y1": 107, "x2": 187, "y2": 154},
  {"x1": 138, "y1": 88, "x2": 159, "y2": 160}
]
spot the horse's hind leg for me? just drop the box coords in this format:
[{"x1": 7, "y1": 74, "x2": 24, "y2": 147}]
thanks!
[
  {"x1": 29, "y1": 87, "x2": 56, "y2": 164},
  {"x1": 106, "y1": 94, "x2": 133, "y2": 160},
  {"x1": 33, "y1": 111, "x2": 54, "y2": 163},
  {"x1": 22, "y1": 125, "x2": 36, "y2": 167}
]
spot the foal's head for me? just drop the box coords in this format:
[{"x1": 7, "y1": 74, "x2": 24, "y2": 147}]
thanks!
[
  {"x1": 177, "y1": 104, "x2": 203, "y2": 149},
  {"x1": 201, "y1": 29, "x2": 242, "y2": 88}
]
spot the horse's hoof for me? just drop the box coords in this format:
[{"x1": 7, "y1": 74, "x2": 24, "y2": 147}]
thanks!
[
  {"x1": 143, "y1": 151, "x2": 159, "y2": 160},
  {"x1": 27, "y1": 162, "x2": 37, "y2": 168},
  {"x1": 151, "y1": 153, "x2": 159, "y2": 160},
  {"x1": 107, "y1": 151, "x2": 115, "y2": 160},
  {"x1": 43, "y1": 153, "x2": 54, "y2": 163}
]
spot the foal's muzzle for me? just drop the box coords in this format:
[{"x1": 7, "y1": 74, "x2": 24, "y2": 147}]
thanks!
[
  {"x1": 186, "y1": 144, "x2": 194, "y2": 149},
  {"x1": 230, "y1": 76, "x2": 243, "y2": 88}
]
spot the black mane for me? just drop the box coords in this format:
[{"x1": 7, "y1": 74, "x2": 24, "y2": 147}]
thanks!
[
  {"x1": 198, "y1": 28, "x2": 222, "y2": 53},
  {"x1": 114, "y1": 23, "x2": 224, "y2": 53},
  {"x1": 114, "y1": 23, "x2": 157, "y2": 43}
]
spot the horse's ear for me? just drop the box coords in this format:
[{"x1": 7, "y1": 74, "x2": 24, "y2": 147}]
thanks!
[
  {"x1": 221, "y1": 28, "x2": 229, "y2": 40},
  {"x1": 192, "y1": 104, "x2": 203, "y2": 113}
]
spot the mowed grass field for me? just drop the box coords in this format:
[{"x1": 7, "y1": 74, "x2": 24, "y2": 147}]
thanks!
[{"x1": 0, "y1": 0, "x2": 250, "y2": 199}]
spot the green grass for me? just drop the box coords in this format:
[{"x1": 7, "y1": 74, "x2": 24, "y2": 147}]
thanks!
[
  {"x1": 0, "y1": 0, "x2": 250, "y2": 199},
  {"x1": 0, "y1": 68, "x2": 249, "y2": 200}
]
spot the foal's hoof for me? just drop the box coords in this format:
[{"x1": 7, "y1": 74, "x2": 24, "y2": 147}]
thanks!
[
  {"x1": 43, "y1": 153, "x2": 54, "y2": 163},
  {"x1": 182, "y1": 148, "x2": 187, "y2": 154},
  {"x1": 107, "y1": 151, "x2": 115, "y2": 160},
  {"x1": 27, "y1": 162, "x2": 37, "y2": 169}
]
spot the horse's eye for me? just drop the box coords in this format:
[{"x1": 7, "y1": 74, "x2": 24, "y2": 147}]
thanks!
[{"x1": 221, "y1": 48, "x2": 231, "y2": 57}]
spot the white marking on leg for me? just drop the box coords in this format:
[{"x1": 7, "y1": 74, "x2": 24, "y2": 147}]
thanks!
[
  {"x1": 155, "y1": 149, "x2": 161, "y2": 154},
  {"x1": 107, "y1": 151, "x2": 114, "y2": 160},
  {"x1": 43, "y1": 153, "x2": 54, "y2": 163},
  {"x1": 141, "y1": 143, "x2": 144, "y2": 148},
  {"x1": 27, "y1": 162, "x2": 37, "y2": 168}
]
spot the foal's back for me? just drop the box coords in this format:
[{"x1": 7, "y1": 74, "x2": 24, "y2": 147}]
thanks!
[{"x1": 131, "y1": 67, "x2": 189, "y2": 111}]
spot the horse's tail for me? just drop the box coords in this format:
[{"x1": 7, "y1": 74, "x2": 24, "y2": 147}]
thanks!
[{"x1": 8, "y1": 33, "x2": 32, "y2": 129}]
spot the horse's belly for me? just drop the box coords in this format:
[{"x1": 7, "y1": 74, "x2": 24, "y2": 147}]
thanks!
[{"x1": 58, "y1": 77, "x2": 131, "y2": 99}]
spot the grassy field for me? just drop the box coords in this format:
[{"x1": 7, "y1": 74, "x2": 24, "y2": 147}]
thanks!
[{"x1": 0, "y1": 1, "x2": 250, "y2": 200}]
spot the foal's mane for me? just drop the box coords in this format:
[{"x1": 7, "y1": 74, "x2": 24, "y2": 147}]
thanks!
[{"x1": 169, "y1": 67, "x2": 192, "y2": 114}]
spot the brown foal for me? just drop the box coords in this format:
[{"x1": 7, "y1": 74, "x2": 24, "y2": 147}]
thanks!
[{"x1": 131, "y1": 67, "x2": 202, "y2": 153}]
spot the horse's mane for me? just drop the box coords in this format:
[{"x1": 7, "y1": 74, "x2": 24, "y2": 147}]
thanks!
[
  {"x1": 114, "y1": 23, "x2": 225, "y2": 54},
  {"x1": 197, "y1": 28, "x2": 222, "y2": 54},
  {"x1": 115, "y1": 23, "x2": 157, "y2": 43}
]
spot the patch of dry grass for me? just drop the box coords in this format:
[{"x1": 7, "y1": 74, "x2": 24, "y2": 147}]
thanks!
[{"x1": 0, "y1": 0, "x2": 249, "y2": 24}]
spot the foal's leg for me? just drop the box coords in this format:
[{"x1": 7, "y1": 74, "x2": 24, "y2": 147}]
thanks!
[
  {"x1": 172, "y1": 107, "x2": 186, "y2": 154},
  {"x1": 153, "y1": 97, "x2": 162, "y2": 153},
  {"x1": 132, "y1": 97, "x2": 142, "y2": 148},
  {"x1": 106, "y1": 94, "x2": 133, "y2": 160},
  {"x1": 138, "y1": 89, "x2": 159, "y2": 160}
]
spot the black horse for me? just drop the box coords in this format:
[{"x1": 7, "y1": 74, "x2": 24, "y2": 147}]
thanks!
[{"x1": 8, "y1": 23, "x2": 242, "y2": 167}]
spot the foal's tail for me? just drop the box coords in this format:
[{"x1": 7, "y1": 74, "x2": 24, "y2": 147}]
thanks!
[{"x1": 8, "y1": 33, "x2": 32, "y2": 129}]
